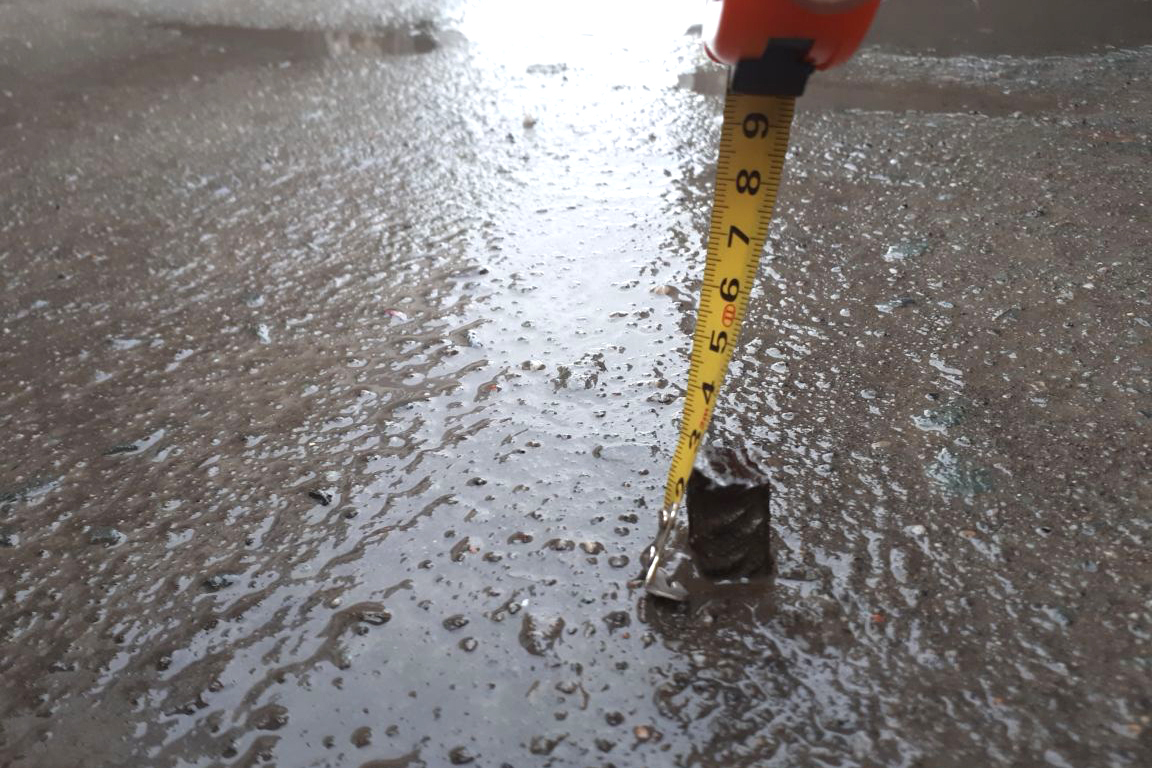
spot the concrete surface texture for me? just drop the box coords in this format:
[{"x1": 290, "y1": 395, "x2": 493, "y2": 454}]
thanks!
[{"x1": 1, "y1": 0, "x2": 1150, "y2": 766}]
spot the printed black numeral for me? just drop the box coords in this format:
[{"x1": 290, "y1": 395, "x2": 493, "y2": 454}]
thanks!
[
  {"x1": 743, "y1": 113, "x2": 770, "y2": 138},
  {"x1": 727, "y1": 225, "x2": 749, "y2": 247},
  {"x1": 736, "y1": 170, "x2": 761, "y2": 195},
  {"x1": 719, "y1": 278, "x2": 740, "y2": 302},
  {"x1": 701, "y1": 381, "x2": 715, "y2": 404},
  {"x1": 709, "y1": 330, "x2": 728, "y2": 353}
]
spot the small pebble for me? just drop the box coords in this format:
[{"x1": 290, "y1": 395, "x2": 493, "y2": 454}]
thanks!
[
  {"x1": 604, "y1": 611, "x2": 630, "y2": 630},
  {"x1": 88, "y1": 526, "x2": 123, "y2": 546},
  {"x1": 443, "y1": 614, "x2": 470, "y2": 631},
  {"x1": 459, "y1": 637, "x2": 478, "y2": 652},
  {"x1": 202, "y1": 574, "x2": 236, "y2": 592},
  {"x1": 633, "y1": 725, "x2": 652, "y2": 742},
  {"x1": 449, "y1": 746, "x2": 477, "y2": 765},
  {"x1": 359, "y1": 610, "x2": 391, "y2": 626}
]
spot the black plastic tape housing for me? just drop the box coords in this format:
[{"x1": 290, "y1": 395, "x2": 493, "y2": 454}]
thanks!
[{"x1": 730, "y1": 38, "x2": 814, "y2": 97}]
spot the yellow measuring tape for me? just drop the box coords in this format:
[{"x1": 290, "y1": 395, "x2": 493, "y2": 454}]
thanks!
[
  {"x1": 663, "y1": 92, "x2": 795, "y2": 510},
  {"x1": 643, "y1": 91, "x2": 795, "y2": 599}
]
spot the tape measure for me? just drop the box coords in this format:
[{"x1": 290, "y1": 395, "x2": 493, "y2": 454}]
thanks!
[
  {"x1": 662, "y1": 93, "x2": 795, "y2": 512},
  {"x1": 642, "y1": 1, "x2": 882, "y2": 600},
  {"x1": 641, "y1": 92, "x2": 795, "y2": 601}
]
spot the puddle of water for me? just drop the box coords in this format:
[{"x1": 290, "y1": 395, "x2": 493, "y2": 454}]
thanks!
[{"x1": 2, "y1": 2, "x2": 1151, "y2": 767}]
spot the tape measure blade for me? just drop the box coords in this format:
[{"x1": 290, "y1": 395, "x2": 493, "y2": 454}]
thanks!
[{"x1": 662, "y1": 92, "x2": 796, "y2": 512}]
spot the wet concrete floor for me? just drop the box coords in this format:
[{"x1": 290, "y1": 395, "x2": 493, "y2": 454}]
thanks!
[{"x1": 1, "y1": 1, "x2": 1150, "y2": 766}]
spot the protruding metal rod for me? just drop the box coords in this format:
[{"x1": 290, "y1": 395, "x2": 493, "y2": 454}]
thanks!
[{"x1": 641, "y1": 503, "x2": 688, "y2": 601}]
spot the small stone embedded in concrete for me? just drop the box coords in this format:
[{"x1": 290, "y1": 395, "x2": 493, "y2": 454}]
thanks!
[
  {"x1": 253, "y1": 705, "x2": 289, "y2": 731},
  {"x1": 202, "y1": 573, "x2": 237, "y2": 592},
  {"x1": 875, "y1": 297, "x2": 917, "y2": 313},
  {"x1": 528, "y1": 734, "x2": 564, "y2": 755},
  {"x1": 604, "y1": 611, "x2": 630, "y2": 630},
  {"x1": 449, "y1": 746, "x2": 477, "y2": 765},
  {"x1": 308, "y1": 489, "x2": 333, "y2": 506},
  {"x1": 351, "y1": 726, "x2": 372, "y2": 748},
  {"x1": 443, "y1": 614, "x2": 470, "y2": 631},
  {"x1": 359, "y1": 610, "x2": 391, "y2": 626},
  {"x1": 519, "y1": 613, "x2": 565, "y2": 656},
  {"x1": 883, "y1": 241, "x2": 928, "y2": 262},
  {"x1": 88, "y1": 526, "x2": 123, "y2": 546}
]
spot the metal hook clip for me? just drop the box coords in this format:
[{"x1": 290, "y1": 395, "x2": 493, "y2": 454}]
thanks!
[{"x1": 641, "y1": 503, "x2": 689, "y2": 601}]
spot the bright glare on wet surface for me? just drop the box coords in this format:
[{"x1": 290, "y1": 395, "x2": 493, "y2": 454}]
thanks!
[{"x1": 2, "y1": 1, "x2": 1151, "y2": 767}]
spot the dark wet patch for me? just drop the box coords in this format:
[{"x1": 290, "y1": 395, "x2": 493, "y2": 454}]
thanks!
[
  {"x1": 157, "y1": 20, "x2": 463, "y2": 61},
  {"x1": 0, "y1": 13, "x2": 464, "y2": 129},
  {"x1": 678, "y1": 66, "x2": 1064, "y2": 117},
  {"x1": 926, "y1": 448, "x2": 994, "y2": 497},
  {"x1": 0, "y1": 477, "x2": 58, "y2": 505},
  {"x1": 868, "y1": 0, "x2": 1152, "y2": 56}
]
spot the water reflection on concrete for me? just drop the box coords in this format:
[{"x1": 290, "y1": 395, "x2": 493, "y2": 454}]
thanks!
[{"x1": 1, "y1": 1, "x2": 1150, "y2": 767}]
